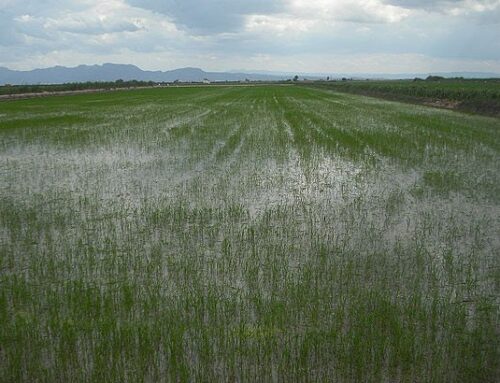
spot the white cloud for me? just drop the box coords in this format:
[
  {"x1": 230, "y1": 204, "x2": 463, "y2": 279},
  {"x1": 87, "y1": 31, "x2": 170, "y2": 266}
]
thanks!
[
  {"x1": 288, "y1": 0, "x2": 410, "y2": 24},
  {"x1": 243, "y1": 0, "x2": 411, "y2": 37},
  {"x1": 245, "y1": 14, "x2": 315, "y2": 35},
  {"x1": 384, "y1": 0, "x2": 500, "y2": 19}
]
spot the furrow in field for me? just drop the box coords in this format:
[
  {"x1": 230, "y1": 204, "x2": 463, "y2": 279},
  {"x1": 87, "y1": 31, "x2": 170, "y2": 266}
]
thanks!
[
  {"x1": 178, "y1": 124, "x2": 245, "y2": 185},
  {"x1": 162, "y1": 109, "x2": 213, "y2": 131}
]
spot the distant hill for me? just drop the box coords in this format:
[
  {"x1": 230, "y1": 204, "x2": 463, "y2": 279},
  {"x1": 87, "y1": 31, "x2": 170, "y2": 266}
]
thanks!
[
  {"x1": 0, "y1": 64, "x2": 289, "y2": 85},
  {"x1": 1, "y1": 64, "x2": 498, "y2": 85}
]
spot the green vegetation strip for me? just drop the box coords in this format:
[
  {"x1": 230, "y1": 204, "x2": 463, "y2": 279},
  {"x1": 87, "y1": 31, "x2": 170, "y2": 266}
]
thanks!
[
  {"x1": 1, "y1": 86, "x2": 499, "y2": 382},
  {"x1": 309, "y1": 79, "x2": 500, "y2": 117}
]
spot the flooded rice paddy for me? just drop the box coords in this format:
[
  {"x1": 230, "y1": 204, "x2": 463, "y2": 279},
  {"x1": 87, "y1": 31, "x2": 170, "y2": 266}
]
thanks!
[{"x1": 1, "y1": 86, "x2": 499, "y2": 382}]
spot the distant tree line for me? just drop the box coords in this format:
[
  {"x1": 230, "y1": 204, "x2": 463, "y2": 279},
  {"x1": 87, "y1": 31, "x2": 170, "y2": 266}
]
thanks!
[{"x1": 0, "y1": 79, "x2": 163, "y2": 95}]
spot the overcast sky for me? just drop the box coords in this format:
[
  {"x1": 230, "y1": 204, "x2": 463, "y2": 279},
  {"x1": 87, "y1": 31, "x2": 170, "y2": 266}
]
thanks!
[{"x1": 1, "y1": 0, "x2": 499, "y2": 73}]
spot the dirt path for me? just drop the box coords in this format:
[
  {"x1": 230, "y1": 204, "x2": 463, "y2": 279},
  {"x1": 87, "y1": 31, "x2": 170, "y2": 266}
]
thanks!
[{"x1": 0, "y1": 86, "x2": 153, "y2": 101}]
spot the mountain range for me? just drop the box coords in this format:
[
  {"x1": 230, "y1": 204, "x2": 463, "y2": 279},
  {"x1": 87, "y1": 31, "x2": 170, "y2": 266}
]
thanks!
[
  {"x1": 0, "y1": 64, "x2": 289, "y2": 85},
  {"x1": 0, "y1": 64, "x2": 498, "y2": 85}
]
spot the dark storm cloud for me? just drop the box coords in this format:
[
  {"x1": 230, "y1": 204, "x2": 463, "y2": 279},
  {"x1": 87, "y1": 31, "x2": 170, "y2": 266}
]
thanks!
[
  {"x1": 125, "y1": 0, "x2": 285, "y2": 33},
  {"x1": 48, "y1": 18, "x2": 142, "y2": 35},
  {"x1": 384, "y1": 0, "x2": 464, "y2": 8}
]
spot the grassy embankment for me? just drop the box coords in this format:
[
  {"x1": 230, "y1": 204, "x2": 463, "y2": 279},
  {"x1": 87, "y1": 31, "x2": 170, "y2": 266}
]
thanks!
[{"x1": 310, "y1": 78, "x2": 500, "y2": 117}]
